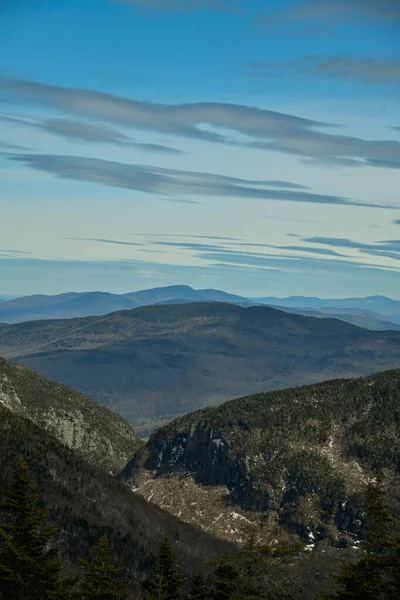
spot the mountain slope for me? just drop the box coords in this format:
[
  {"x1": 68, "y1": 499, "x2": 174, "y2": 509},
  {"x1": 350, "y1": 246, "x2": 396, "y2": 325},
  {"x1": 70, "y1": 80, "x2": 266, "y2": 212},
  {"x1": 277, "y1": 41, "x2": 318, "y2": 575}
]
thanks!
[
  {"x1": 0, "y1": 285, "x2": 253, "y2": 323},
  {"x1": 0, "y1": 396, "x2": 358, "y2": 600},
  {"x1": 121, "y1": 369, "x2": 400, "y2": 547},
  {"x1": 0, "y1": 357, "x2": 141, "y2": 472},
  {"x1": 1, "y1": 303, "x2": 400, "y2": 434},
  {"x1": 0, "y1": 402, "x2": 232, "y2": 580}
]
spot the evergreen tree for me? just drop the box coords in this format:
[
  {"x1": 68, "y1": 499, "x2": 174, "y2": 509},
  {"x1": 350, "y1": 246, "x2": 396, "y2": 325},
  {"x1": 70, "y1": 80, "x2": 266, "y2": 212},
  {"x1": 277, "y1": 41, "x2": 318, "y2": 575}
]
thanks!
[
  {"x1": 321, "y1": 472, "x2": 400, "y2": 600},
  {"x1": 141, "y1": 536, "x2": 185, "y2": 600},
  {"x1": 212, "y1": 562, "x2": 239, "y2": 600},
  {"x1": 189, "y1": 571, "x2": 209, "y2": 600},
  {"x1": 209, "y1": 540, "x2": 302, "y2": 600},
  {"x1": 0, "y1": 456, "x2": 72, "y2": 600},
  {"x1": 79, "y1": 535, "x2": 128, "y2": 600}
]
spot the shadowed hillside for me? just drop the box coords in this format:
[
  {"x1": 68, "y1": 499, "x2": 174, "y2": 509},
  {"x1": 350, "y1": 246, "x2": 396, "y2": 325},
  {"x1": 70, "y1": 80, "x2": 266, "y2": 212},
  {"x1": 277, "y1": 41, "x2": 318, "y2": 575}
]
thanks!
[
  {"x1": 0, "y1": 357, "x2": 141, "y2": 472},
  {"x1": 0, "y1": 402, "x2": 233, "y2": 581}
]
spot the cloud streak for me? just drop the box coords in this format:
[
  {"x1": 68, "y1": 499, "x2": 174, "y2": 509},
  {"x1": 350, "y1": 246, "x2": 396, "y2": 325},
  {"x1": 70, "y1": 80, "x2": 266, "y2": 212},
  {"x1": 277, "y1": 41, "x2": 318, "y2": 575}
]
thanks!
[
  {"x1": 66, "y1": 237, "x2": 143, "y2": 247},
  {"x1": 114, "y1": 0, "x2": 243, "y2": 11},
  {"x1": 301, "y1": 235, "x2": 400, "y2": 261},
  {"x1": 6, "y1": 153, "x2": 391, "y2": 208},
  {"x1": 1, "y1": 76, "x2": 400, "y2": 168},
  {"x1": 0, "y1": 113, "x2": 183, "y2": 153},
  {"x1": 154, "y1": 239, "x2": 346, "y2": 257},
  {"x1": 264, "y1": 0, "x2": 400, "y2": 26},
  {"x1": 248, "y1": 55, "x2": 400, "y2": 87}
]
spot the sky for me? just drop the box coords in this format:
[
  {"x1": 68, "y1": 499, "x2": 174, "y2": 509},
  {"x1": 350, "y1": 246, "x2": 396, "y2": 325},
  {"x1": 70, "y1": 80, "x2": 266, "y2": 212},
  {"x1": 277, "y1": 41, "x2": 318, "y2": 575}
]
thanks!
[{"x1": 1, "y1": 0, "x2": 400, "y2": 298}]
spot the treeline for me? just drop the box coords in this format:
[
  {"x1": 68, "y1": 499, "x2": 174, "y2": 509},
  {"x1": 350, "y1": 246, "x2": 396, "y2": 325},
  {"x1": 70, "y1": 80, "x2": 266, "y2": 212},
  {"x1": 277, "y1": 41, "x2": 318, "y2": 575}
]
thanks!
[{"x1": 1, "y1": 459, "x2": 400, "y2": 599}]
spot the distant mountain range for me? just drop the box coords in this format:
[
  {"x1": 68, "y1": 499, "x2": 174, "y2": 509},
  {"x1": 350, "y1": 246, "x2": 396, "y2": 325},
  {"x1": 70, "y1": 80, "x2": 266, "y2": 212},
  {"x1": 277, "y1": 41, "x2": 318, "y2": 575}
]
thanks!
[
  {"x1": 253, "y1": 294, "x2": 400, "y2": 315},
  {"x1": 1, "y1": 287, "x2": 399, "y2": 332},
  {"x1": 1, "y1": 302, "x2": 400, "y2": 435},
  {"x1": 0, "y1": 294, "x2": 20, "y2": 302},
  {"x1": 0, "y1": 285, "x2": 253, "y2": 323},
  {"x1": 254, "y1": 295, "x2": 400, "y2": 329},
  {"x1": 257, "y1": 304, "x2": 400, "y2": 331}
]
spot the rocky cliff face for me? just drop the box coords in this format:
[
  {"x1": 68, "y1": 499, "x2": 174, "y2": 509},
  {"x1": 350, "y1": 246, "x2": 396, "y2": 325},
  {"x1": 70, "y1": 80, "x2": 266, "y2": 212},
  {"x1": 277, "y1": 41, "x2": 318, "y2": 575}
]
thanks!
[
  {"x1": 122, "y1": 369, "x2": 400, "y2": 547},
  {"x1": 0, "y1": 357, "x2": 142, "y2": 473}
]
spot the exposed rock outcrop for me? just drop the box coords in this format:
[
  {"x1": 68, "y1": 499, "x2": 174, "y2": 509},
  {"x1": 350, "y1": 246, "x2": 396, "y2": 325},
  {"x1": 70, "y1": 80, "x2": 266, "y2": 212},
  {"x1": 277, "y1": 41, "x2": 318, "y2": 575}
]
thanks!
[
  {"x1": 122, "y1": 369, "x2": 400, "y2": 547},
  {"x1": 0, "y1": 357, "x2": 142, "y2": 473}
]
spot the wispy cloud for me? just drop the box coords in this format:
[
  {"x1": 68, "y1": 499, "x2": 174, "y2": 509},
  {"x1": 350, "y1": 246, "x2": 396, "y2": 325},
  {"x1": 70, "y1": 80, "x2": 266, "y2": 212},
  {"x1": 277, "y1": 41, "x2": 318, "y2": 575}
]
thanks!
[
  {"x1": 114, "y1": 0, "x2": 243, "y2": 12},
  {"x1": 1, "y1": 249, "x2": 399, "y2": 298},
  {"x1": 198, "y1": 249, "x2": 399, "y2": 273},
  {"x1": 263, "y1": 0, "x2": 400, "y2": 26},
  {"x1": 6, "y1": 153, "x2": 390, "y2": 208},
  {"x1": 132, "y1": 233, "x2": 243, "y2": 241},
  {"x1": 263, "y1": 215, "x2": 328, "y2": 224},
  {"x1": 0, "y1": 138, "x2": 28, "y2": 151},
  {"x1": 247, "y1": 55, "x2": 400, "y2": 87},
  {"x1": 66, "y1": 237, "x2": 143, "y2": 247},
  {"x1": 301, "y1": 235, "x2": 400, "y2": 261},
  {"x1": 1, "y1": 76, "x2": 400, "y2": 168},
  {"x1": 64, "y1": 236, "x2": 347, "y2": 259},
  {"x1": 0, "y1": 113, "x2": 183, "y2": 153},
  {"x1": 269, "y1": 244, "x2": 344, "y2": 257},
  {"x1": 0, "y1": 248, "x2": 31, "y2": 255},
  {"x1": 154, "y1": 238, "x2": 346, "y2": 257}
]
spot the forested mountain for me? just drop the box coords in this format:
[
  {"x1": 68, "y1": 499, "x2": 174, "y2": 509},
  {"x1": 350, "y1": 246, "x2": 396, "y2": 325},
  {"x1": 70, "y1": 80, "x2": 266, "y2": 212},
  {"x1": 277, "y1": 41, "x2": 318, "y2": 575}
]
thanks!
[
  {"x1": 0, "y1": 285, "x2": 252, "y2": 323},
  {"x1": 0, "y1": 401, "x2": 232, "y2": 583},
  {"x1": 0, "y1": 357, "x2": 141, "y2": 472},
  {"x1": 122, "y1": 369, "x2": 400, "y2": 549},
  {"x1": 2, "y1": 287, "x2": 400, "y2": 334},
  {"x1": 1, "y1": 303, "x2": 400, "y2": 434},
  {"x1": 1, "y1": 359, "x2": 399, "y2": 598}
]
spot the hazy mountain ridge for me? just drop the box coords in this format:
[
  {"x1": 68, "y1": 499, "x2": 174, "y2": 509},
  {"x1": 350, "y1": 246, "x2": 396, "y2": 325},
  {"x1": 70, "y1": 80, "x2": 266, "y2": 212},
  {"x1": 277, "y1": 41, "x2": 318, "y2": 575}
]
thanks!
[
  {"x1": 1, "y1": 286, "x2": 400, "y2": 332},
  {"x1": 262, "y1": 305, "x2": 400, "y2": 331},
  {"x1": 122, "y1": 369, "x2": 400, "y2": 548},
  {"x1": 1, "y1": 302, "x2": 400, "y2": 434},
  {"x1": 0, "y1": 357, "x2": 141, "y2": 473},
  {"x1": 255, "y1": 295, "x2": 400, "y2": 325},
  {"x1": 0, "y1": 285, "x2": 254, "y2": 323}
]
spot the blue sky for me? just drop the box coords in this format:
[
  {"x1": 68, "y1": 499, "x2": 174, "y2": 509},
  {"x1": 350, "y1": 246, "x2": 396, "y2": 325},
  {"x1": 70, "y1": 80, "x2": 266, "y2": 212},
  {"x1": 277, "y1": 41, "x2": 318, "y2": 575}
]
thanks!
[{"x1": 1, "y1": 0, "x2": 400, "y2": 298}]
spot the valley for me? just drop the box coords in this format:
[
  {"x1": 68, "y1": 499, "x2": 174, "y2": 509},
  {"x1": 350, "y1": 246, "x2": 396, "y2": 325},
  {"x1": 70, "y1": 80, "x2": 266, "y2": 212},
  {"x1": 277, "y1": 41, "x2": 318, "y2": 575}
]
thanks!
[{"x1": 1, "y1": 302, "x2": 400, "y2": 434}]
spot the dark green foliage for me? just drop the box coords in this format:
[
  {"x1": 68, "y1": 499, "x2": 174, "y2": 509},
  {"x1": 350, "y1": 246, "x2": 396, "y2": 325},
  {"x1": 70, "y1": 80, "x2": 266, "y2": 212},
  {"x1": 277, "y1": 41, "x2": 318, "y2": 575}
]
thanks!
[
  {"x1": 135, "y1": 369, "x2": 400, "y2": 544},
  {"x1": 189, "y1": 571, "x2": 209, "y2": 600},
  {"x1": 0, "y1": 404, "x2": 232, "y2": 584},
  {"x1": 212, "y1": 562, "x2": 240, "y2": 600},
  {"x1": 141, "y1": 537, "x2": 185, "y2": 600},
  {"x1": 323, "y1": 473, "x2": 400, "y2": 599},
  {"x1": 79, "y1": 535, "x2": 128, "y2": 599},
  {"x1": 208, "y1": 540, "x2": 303, "y2": 600},
  {"x1": 0, "y1": 457, "x2": 72, "y2": 600},
  {"x1": 284, "y1": 451, "x2": 345, "y2": 511}
]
